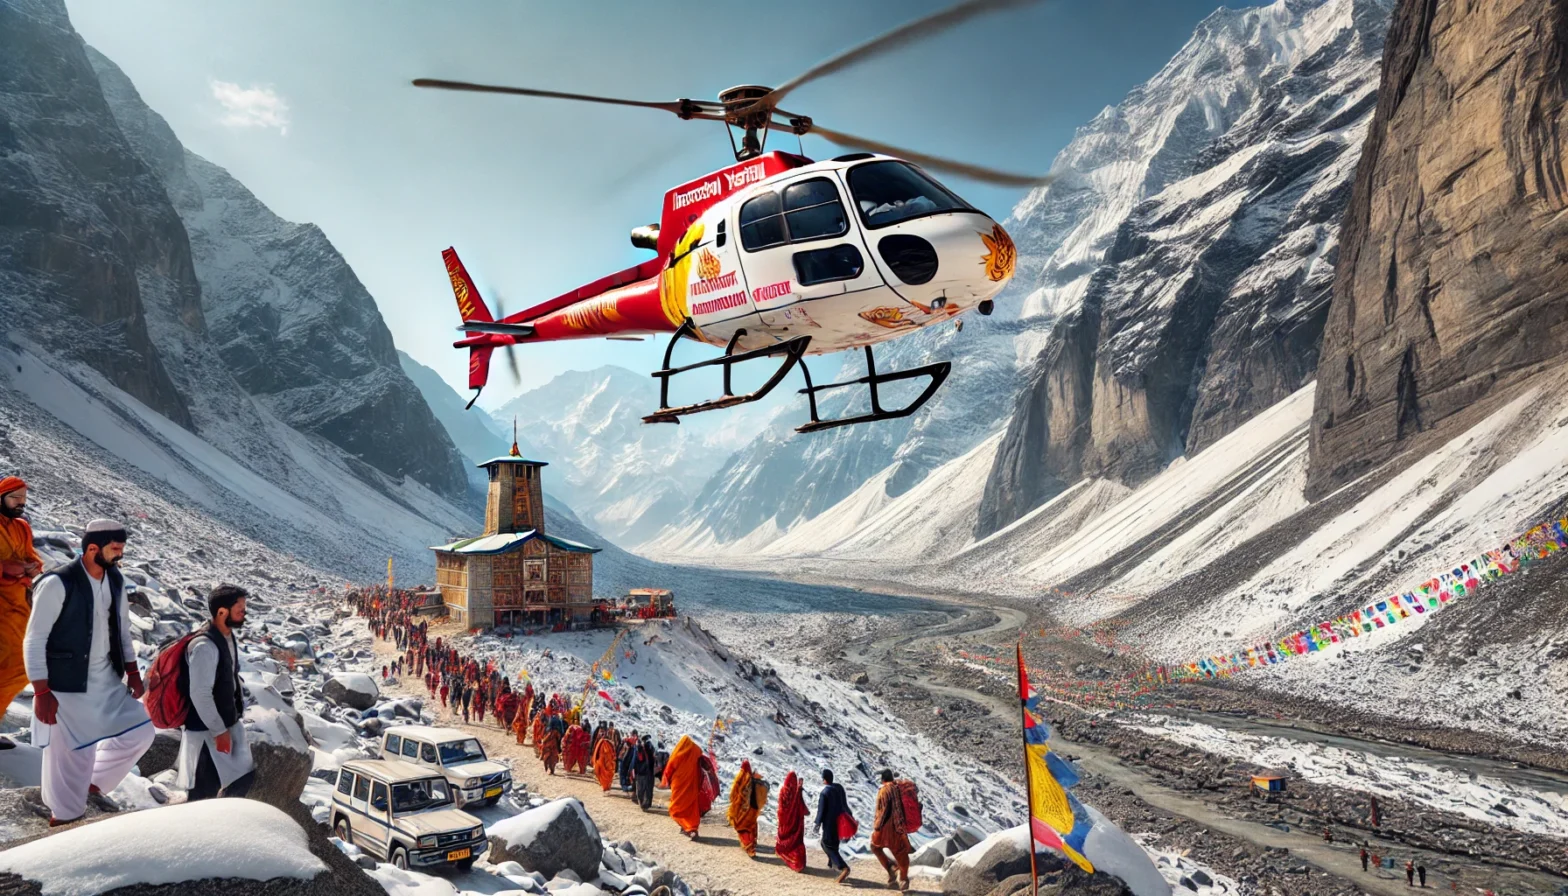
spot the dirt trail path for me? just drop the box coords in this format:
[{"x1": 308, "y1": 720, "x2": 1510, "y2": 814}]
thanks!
[
  {"x1": 374, "y1": 642, "x2": 926, "y2": 896},
  {"x1": 846, "y1": 604, "x2": 1568, "y2": 896}
]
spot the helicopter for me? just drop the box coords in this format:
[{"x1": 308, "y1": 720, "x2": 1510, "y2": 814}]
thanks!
[{"x1": 420, "y1": 0, "x2": 1050, "y2": 433}]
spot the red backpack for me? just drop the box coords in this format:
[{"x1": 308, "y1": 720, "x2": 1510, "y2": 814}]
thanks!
[
  {"x1": 894, "y1": 779, "x2": 923, "y2": 833},
  {"x1": 142, "y1": 631, "x2": 199, "y2": 729}
]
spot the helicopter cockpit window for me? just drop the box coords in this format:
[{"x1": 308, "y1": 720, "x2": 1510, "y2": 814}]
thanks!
[
  {"x1": 739, "y1": 193, "x2": 787, "y2": 251},
  {"x1": 782, "y1": 179, "x2": 848, "y2": 242},
  {"x1": 848, "y1": 161, "x2": 970, "y2": 229}
]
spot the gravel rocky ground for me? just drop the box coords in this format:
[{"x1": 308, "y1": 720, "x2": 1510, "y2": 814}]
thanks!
[{"x1": 815, "y1": 600, "x2": 1568, "y2": 896}]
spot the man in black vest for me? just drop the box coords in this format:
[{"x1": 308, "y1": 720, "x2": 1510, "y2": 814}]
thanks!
[
  {"x1": 23, "y1": 519, "x2": 154, "y2": 825},
  {"x1": 178, "y1": 584, "x2": 254, "y2": 800}
]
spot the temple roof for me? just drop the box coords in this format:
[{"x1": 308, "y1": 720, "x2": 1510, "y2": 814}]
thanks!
[{"x1": 431, "y1": 529, "x2": 600, "y2": 555}]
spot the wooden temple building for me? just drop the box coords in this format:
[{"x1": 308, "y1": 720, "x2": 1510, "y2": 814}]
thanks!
[{"x1": 431, "y1": 444, "x2": 600, "y2": 629}]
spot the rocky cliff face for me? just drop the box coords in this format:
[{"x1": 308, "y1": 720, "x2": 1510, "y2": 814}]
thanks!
[
  {"x1": 977, "y1": 0, "x2": 1391, "y2": 537},
  {"x1": 86, "y1": 49, "x2": 468, "y2": 501},
  {"x1": 1309, "y1": 0, "x2": 1568, "y2": 494},
  {"x1": 0, "y1": 0, "x2": 195, "y2": 428}
]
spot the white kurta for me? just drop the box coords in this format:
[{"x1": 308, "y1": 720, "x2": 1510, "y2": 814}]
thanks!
[
  {"x1": 176, "y1": 630, "x2": 253, "y2": 790},
  {"x1": 23, "y1": 564, "x2": 150, "y2": 750}
]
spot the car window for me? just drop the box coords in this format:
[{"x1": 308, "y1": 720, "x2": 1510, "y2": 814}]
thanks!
[
  {"x1": 384, "y1": 734, "x2": 401, "y2": 757},
  {"x1": 401, "y1": 739, "x2": 419, "y2": 759},
  {"x1": 352, "y1": 773, "x2": 370, "y2": 801},
  {"x1": 438, "y1": 739, "x2": 487, "y2": 765},
  {"x1": 371, "y1": 782, "x2": 389, "y2": 813},
  {"x1": 336, "y1": 769, "x2": 354, "y2": 796},
  {"x1": 421, "y1": 743, "x2": 437, "y2": 763},
  {"x1": 392, "y1": 778, "x2": 453, "y2": 814},
  {"x1": 793, "y1": 244, "x2": 865, "y2": 286}
]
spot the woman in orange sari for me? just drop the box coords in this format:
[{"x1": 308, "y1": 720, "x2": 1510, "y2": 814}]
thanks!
[
  {"x1": 531, "y1": 711, "x2": 547, "y2": 757},
  {"x1": 540, "y1": 726, "x2": 562, "y2": 776},
  {"x1": 564, "y1": 723, "x2": 589, "y2": 774},
  {"x1": 726, "y1": 760, "x2": 767, "y2": 857},
  {"x1": 592, "y1": 734, "x2": 618, "y2": 792},
  {"x1": 774, "y1": 770, "x2": 808, "y2": 872},
  {"x1": 661, "y1": 735, "x2": 705, "y2": 840}
]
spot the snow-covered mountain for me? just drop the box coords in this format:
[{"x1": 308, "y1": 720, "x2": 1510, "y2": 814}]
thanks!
[
  {"x1": 650, "y1": 0, "x2": 1393, "y2": 555},
  {"x1": 85, "y1": 47, "x2": 469, "y2": 502},
  {"x1": 490, "y1": 366, "x2": 760, "y2": 547}
]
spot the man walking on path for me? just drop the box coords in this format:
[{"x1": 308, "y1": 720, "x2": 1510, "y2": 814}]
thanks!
[
  {"x1": 1360, "y1": 846, "x2": 1369, "y2": 872},
  {"x1": 662, "y1": 734, "x2": 706, "y2": 841},
  {"x1": 0, "y1": 477, "x2": 41, "y2": 717},
  {"x1": 24, "y1": 520, "x2": 153, "y2": 824},
  {"x1": 1417, "y1": 864, "x2": 1426, "y2": 887},
  {"x1": 871, "y1": 768, "x2": 911, "y2": 891},
  {"x1": 814, "y1": 768, "x2": 851, "y2": 884},
  {"x1": 633, "y1": 735, "x2": 656, "y2": 810},
  {"x1": 178, "y1": 585, "x2": 255, "y2": 801},
  {"x1": 1405, "y1": 859, "x2": 1415, "y2": 886}
]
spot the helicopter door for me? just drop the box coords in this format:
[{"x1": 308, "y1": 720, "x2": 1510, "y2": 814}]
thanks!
[{"x1": 736, "y1": 175, "x2": 882, "y2": 333}]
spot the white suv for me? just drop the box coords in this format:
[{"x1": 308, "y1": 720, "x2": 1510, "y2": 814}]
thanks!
[
  {"x1": 381, "y1": 725, "x2": 513, "y2": 808},
  {"x1": 331, "y1": 759, "x2": 488, "y2": 871}
]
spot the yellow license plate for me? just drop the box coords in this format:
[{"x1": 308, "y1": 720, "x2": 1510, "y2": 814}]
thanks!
[
  {"x1": 484, "y1": 786, "x2": 503, "y2": 798},
  {"x1": 446, "y1": 848, "x2": 471, "y2": 862}
]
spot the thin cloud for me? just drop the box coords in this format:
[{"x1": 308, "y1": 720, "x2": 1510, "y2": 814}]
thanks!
[{"x1": 210, "y1": 80, "x2": 290, "y2": 135}]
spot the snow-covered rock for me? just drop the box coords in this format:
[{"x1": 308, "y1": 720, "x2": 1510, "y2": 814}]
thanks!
[
  {"x1": 322, "y1": 673, "x2": 380, "y2": 711},
  {"x1": 0, "y1": 801, "x2": 325, "y2": 893},
  {"x1": 487, "y1": 797, "x2": 604, "y2": 881}
]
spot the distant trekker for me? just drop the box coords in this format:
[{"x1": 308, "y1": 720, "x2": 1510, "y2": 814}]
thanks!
[
  {"x1": 1360, "y1": 846, "x2": 1369, "y2": 872},
  {"x1": 1405, "y1": 859, "x2": 1415, "y2": 886},
  {"x1": 814, "y1": 768, "x2": 851, "y2": 884},
  {"x1": 872, "y1": 768, "x2": 911, "y2": 891}
]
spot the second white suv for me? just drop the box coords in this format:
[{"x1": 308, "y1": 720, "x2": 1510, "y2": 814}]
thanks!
[{"x1": 381, "y1": 725, "x2": 513, "y2": 808}]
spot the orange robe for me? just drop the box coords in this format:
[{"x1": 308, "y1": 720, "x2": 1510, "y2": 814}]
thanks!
[
  {"x1": 532, "y1": 714, "x2": 546, "y2": 756},
  {"x1": 662, "y1": 735, "x2": 704, "y2": 835},
  {"x1": 592, "y1": 737, "x2": 617, "y2": 792},
  {"x1": 0, "y1": 515, "x2": 39, "y2": 713},
  {"x1": 726, "y1": 760, "x2": 766, "y2": 856},
  {"x1": 513, "y1": 707, "x2": 527, "y2": 745},
  {"x1": 541, "y1": 730, "x2": 561, "y2": 775},
  {"x1": 564, "y1": 724, "x2": 590, "y2": 774}
]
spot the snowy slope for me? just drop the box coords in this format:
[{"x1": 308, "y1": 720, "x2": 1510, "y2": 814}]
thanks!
[{"x1": 87, "y1": 47, "x2": 469, "y2": 502}]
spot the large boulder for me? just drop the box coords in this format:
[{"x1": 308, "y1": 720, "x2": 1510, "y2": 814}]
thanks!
[
  {"x1": 0, "y1": 799, "x2": 384, "y2": 896},
  {"x1": 487, "y1": 797, "x2": 604, "y2": 880},
  {"x1": 321, "y1": 673, "x2": 379, "y2": 711},
  {"x1": 942, "y1": 827, "x2": 1034, "y2": 896}
]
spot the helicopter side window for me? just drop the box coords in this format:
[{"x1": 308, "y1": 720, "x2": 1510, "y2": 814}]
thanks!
[
  {"x1": 715, "y1": 219, "x2": 727, "y2": 249},
  {"x1": 781, "y1": 178, "x2": 848, "y2": 243},
  {"x1": 847, "y1": 160, "x2": 970, "y2": 229},
  {"x1": 793, "y1": 244, "x2": 864, "y2": 287},
  {"x1": 739, "y1": 193, "x2": 786, "y2": 251}
]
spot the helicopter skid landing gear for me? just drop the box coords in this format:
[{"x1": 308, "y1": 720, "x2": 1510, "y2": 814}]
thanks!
[
  {"x1": 643, "y1": 320, "x2": 811, "y2": 424},
  {"x1": 795, "y1": 345, "x2": 950, "y2": 434}
]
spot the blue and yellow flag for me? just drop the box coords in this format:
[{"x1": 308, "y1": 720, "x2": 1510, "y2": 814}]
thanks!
[{"x1": 1018, "y1": 644, "x2": 1094, "y2": 872}]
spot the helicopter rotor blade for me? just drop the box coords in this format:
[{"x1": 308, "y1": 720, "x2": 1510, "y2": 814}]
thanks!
[
  {"x1": 757, "y1": 0, "x2": 1045, "y2": 112},
  {"x1": 411, "y1": 79, "x2": 729, "y2": 121},
  {"x1": 492, "y1": 290, "x2": 523, "y2": 387},
  {"x1": 808, "y1": 123, "x2": 1052, "y2": 187}
]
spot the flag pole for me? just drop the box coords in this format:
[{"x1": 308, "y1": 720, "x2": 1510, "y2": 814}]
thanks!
[{"x1": 1017, "y1": 641, "x2": 1040, "y2": 896}]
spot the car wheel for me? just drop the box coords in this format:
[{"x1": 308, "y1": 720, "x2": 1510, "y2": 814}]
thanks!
[
  {"x1": 333, "y1": 817, "x2": 351, "y2": 843},
  {"x1": 456, "y1": 858, "x2": 475, "y2": 873},
  {"x1": 391, "y1": 846, "x2": 409, "y2": 870}
]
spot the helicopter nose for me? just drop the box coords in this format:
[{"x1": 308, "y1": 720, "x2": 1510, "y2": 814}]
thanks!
[{"x1": 867, "y1": 211, "x2": 1014, "y2": 311}]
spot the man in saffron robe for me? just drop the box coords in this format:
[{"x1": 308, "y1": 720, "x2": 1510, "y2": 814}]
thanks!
[
  {"x1": 775, "y1": 770, "x2": 808, "y2": 872},
  {"x1": 0, "y1": 478, "x2": 41, "y2": 716},
  {"x1": 726, "y1": 760, "x2": 767, "y2": 857},
  {"x1": 540, "y1": 726, "x2": 562, "y2": 775},
  {"x1": 662, "y1": 734, "x2": 706, "y2": 840},
  {"x1": 871, "y1": 769, "x2": 911, "y2": 891},
  {"x1": 592, "y1": 733, "x2": 617, "y2": 791}
]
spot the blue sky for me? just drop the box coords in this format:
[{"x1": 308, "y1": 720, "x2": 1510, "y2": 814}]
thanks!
[{"x1": 65, "y1": 0, "x2": 1248, "y2": 408}]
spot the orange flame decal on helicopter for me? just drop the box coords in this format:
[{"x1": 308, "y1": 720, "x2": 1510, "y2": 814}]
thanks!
[
  {"x1": 858, "y1": 307, "x2": 920, "y2": 329},
  {"x1": 696, "y1": 248, "x2": 722, "y2": 281},
  {"x1": 980, "y1": 223, "x2": 1016, "y2": 283}
]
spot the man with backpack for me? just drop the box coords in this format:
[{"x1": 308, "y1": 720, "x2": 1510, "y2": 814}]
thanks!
[
  {"x1": 872, "y1": 768, "x2": 912, "y2": 891},
  {"x1": 23, "y1": 520, "x2": 154, "y2": 825},
  {"x1": 813, "y1": 768, "x2": 852, "y2": 884},
  {"x1": 176, "y1": 585, "x2": 254, "y2": 800}
]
